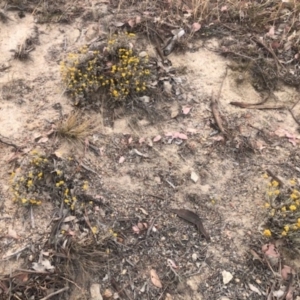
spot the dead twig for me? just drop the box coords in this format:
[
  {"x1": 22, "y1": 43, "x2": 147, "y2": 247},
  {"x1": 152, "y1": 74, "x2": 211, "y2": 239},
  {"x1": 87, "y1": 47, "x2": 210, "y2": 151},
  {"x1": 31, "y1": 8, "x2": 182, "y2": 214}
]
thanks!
[
  {"x1": 210, "y1": 69, "x2": 227, "y2": 135},
  {"x1": 288, "y1": 106, "x2": 300, "y2": 127},
  {"x1": 252, "y1": 36, "x2": 283, "y2": 73},
  {"x1": 266, "y1": 169, "x2": 284, "y2": 187},
  {"x1": 40, "y1": 286, "x2": 69, "y2": 300},
  {"x1": 0, "y1": 136, "x2": 20, "y2": 149}
]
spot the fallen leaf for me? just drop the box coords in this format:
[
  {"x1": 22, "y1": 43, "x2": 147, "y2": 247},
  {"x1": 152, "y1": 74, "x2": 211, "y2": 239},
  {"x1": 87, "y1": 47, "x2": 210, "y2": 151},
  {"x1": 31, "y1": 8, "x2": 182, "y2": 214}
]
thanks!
[
  {"x1": 7, "y1": 228, "x2": 19, "y2": 240},
  {"x1": 281, "y1": 265, "x2": 295, "y2": 280},
  {"x1": 182, "y1": 106, "x2": 192, "y2": 115},
  {"x1": 132, "y1": 225, "x2": 140, "y2": 234},
  {"x1": 248, "y1": 283, "x2": 261, "y2": 295},
  {"x1": 128, "y1": 137, "x2": 133, "y2": 144},
  {"x1": 128, "y1": 19, "x2": 135, "y2": 27},
  {"x1": 191, "y1": 22, "x2": 201, "y2": 33},
  {"x1": 153, "y1": 135, "x2": 161, "y2": 142},
  {"x1": 274, "y1": 128, "x2": 300, "y2": 146},
  {"x1": 177, "y1": 133, "x2": 188, "y2": 140},
  {"x1": 262, "y1": 243, "x2": 280, "y2": 266},
  {"x1": 171, "y1": 209, "x2": 210, "y2": 241},
  {"x1": 119, "y1": 156, "x2": 125, "y2": 164},
  {"x1": 167, "y1": 259, "x2": 178, "y2": 269},
  {"x1": 136, "y1": 16, "x2": 141, "y2": 24},
  {"x1": 137, "y1": 222, "x2": 144, "y2": 230},
  {"x1": 150, "y1": 269, "x2": 162, "y2": 288}
]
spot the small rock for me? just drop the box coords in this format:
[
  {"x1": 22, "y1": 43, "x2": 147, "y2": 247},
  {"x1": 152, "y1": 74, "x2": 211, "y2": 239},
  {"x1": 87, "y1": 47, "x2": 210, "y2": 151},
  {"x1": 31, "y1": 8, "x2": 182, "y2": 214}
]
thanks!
[
  {"x1": 139, "y1": 51, "x2": 148, "y2": 57},
  {"x1": 165, "y1": 293, "x2": 173, "y2": 300},
  {"x1": 192, "y1": 253, "x2": 198, "y2": 261},
  {"x1": 90, "y1": 283, "x2": 103, "y2": 300},
  {"x1": 103, "y1": 289, "x2": 113, "y2": 299},
  {"x1": 219, "y1": 297, "x2": 231, "y2": 300},
  {"x1": 191, "y1": 172, "x2": 199, "y2": 183},
  {"x1": 222, "y1": 270, "x2": 233, "y2": 285},
  {"x1": 154, "y1": 176, "x2": 161, "y2": 184}
]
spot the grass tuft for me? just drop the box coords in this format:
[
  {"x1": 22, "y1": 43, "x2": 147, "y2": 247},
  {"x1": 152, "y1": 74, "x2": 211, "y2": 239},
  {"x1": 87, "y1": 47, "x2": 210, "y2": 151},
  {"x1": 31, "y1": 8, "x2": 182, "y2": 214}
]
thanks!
[{"x1": 55, "y1": 111, "x2": 95, "y2": 144}]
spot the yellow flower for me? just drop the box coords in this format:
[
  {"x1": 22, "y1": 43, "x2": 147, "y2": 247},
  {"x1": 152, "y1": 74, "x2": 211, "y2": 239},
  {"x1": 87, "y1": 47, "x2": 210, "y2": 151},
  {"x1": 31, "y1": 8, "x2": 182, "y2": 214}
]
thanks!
[
  {"x1": 281, "y1": 231, "x2": 287, "y2": 236},
  {"x1": 293, "y1": 189, "x2": 300, "y2": 196},
  {"x1": 56, "y1": 170, "x2": 62, "y2": 176},
  {"x1": 263, "y1": 229, "x2": 272, "y2": 237},
  {"x1": 270, "y1": 209, "x2": 275, "y2": 216},
  {"x1": 272, "y1": 180, "x2": 279, "y2": 187},
  {"x1": 91, "y1": 226, "x2": 98, "y2": 234},
  {"x1": 21, "y1": 198, "x2": 27, "y2": 204},
  {"x1": 290, "y1": 179, "x2": 296, "y2": 186},
  {"x1": 274, "y1": 190, "x2": 280, "y2": 195},
  {"x1": 281, "y1": 206, "x2": 286, "y2": 212},
  {"x1": 82, "y1": 181, "x2": 89, "y2": 191},
  {"x1": 27, "y1": 180, "x2": 33, "y2": 187},
  {"x1": 38, "y1": 172, "x2": 43, "y2": 178},
  {"x1": 264, "y1": 203, "x2": 270, "y2": 208},
  {"x1": 289, "y1": 205, "x2": 297, "y2": 211},
  {"x1": 291, "y1": 225, "x2": 298, "y2": 230},
  {"x1": 291, "y1": 193, "x2": 298, "y2": 200},
  {"x1": 284, "y1": 225, "x2": 289, "y2": 232},
  {"x1": 267, "y1": 191, "x2": 273, "y2": 196}
]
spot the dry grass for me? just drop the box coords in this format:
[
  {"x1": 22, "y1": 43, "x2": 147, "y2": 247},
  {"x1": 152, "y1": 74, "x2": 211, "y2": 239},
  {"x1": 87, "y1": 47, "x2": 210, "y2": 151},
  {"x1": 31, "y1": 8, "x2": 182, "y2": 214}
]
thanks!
[{"x1": 55, "y1": 111, "x2": 96, "y2": 144}]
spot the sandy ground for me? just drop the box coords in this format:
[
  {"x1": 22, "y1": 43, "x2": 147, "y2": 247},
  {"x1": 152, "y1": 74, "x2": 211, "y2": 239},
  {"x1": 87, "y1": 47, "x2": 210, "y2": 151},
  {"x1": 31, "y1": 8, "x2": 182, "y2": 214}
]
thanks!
[{"x1": 0, "y1": 4, "x2": 300, "y2": 300}]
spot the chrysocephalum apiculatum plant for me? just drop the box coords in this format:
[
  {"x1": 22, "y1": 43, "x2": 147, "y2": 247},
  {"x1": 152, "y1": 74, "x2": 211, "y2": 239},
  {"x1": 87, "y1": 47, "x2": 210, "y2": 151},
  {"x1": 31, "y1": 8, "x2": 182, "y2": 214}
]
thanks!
[
  {"x1": 60, "y1": 32, "x2": 152, "y2": 104},
  {"x1": 262, "y1": 174, "x2": 300, "y2": 241}
]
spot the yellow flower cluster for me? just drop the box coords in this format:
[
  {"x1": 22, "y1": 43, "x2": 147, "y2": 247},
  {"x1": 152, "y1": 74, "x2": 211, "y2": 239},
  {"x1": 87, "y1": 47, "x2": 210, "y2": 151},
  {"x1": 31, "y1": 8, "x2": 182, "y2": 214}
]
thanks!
[
  {"x1": 263, "y1": 229, "x2": 272, "y2": 237},
  {"x1": 263, "y1": 175, "x2": 300, "y2": 238},
  {"x1": 60, "y1": 32, "x2": 151, "y2": 103},
  {"x1": 10, "y1": 151, "x2": 49, "y2": 207},
  {"x1": 60, "y1": 46, "x2": 101, "y2": 98},
  {"x1": 108, "y1": 47, "x2": 149, "y2": 100}
]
